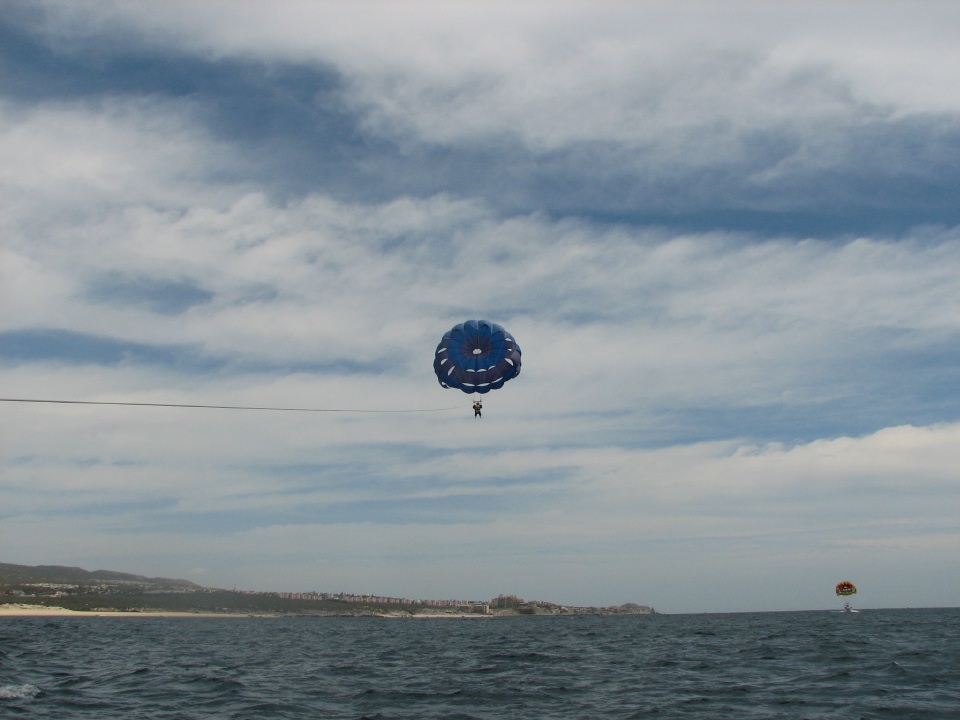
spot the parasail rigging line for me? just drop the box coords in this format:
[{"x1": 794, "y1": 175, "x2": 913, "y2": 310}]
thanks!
[{"x1": 0, "y1": 397, "x2": 465, "y2": 414}]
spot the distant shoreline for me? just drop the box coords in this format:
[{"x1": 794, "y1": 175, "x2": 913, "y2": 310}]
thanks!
[
  {"x1": 378, "y1": 612, "x2": 493, "y2": 619},
  {"x1": 1, "y1": 562, "x2": 656, "y2": 617},
  {"x1": 0, "y1": 603, "x2": 250, "y2": 618},
  {"x1": 0, "y1": 604, "x2": 590, "y2": 619},
  {"x1": 0, "y1": 604, "x2": 500, "y2": 619}
]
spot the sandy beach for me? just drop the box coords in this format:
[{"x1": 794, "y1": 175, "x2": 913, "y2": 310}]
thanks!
[{"x1": 0, "y1": 603, "x2": 245, "y2": 618}]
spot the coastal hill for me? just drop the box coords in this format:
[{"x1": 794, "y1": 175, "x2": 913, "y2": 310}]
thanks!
[
  {"x1": 0, "y1": 562, "x2": 656, "y2": 616},
  {"x1": 0, "y1": 562, "x2": 202, "y2": 589}
]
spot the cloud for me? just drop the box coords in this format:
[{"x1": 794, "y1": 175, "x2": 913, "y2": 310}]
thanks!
[
  {"x1": 86, "y1": 271, "x2": 214, "y2": 315},
  {"x1": 3, "y1": 1, "x2": 960, "y2": 611},
  {"x1": 7, "y1": 2, "x2": 960, "y2": 231},
  {"x1": 32, "y1": 1, "x2": 960, "y2": 119},
  {"x1": 3, "y1": 418, "x2": 958, "y2": 608},
  {"x1": 0, "y1": 328, "x2": 219, "y2": 370},
  {"x1": 6, "y1": 179, "x2": 960, "y2": 436}
]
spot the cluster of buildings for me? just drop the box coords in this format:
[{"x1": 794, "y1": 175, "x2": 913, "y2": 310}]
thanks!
[
  {"x1": 271, "y1": 591, "x2": 655, "y2": 616},
  {"x1": 275, "y1": 590, "x2": 491, "y2": 613}
]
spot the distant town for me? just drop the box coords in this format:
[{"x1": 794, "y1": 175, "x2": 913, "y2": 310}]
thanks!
[{"x1": 0, "y1": 562, "x2": 656, "y2": 616}]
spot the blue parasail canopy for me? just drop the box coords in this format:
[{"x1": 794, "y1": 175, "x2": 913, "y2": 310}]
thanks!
[{"x1": 433, "y1": 320, "x2": 521, "y2": 394}]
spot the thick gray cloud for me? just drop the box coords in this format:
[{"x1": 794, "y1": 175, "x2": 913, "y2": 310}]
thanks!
[{"x1": 5, "y1": 2, "x2": 959, "y2": 232}]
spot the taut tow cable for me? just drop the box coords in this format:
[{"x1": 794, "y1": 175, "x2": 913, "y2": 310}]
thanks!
[{"x1": 0, "y1": 398, "x2": 464, "y2": 414}]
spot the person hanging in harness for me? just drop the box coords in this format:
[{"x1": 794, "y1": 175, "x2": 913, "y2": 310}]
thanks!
[{"x1": 473, "y1": 399, "x2": 482, "y2": 418}]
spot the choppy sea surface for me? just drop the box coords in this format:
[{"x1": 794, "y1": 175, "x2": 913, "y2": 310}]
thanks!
[{"x1": 2, "y1": 608, "x2": 959, "y2": 719}]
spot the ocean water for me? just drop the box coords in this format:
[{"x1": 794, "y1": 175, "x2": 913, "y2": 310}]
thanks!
[{"x1": 2, "y1": 608, "x2": 958, "y2": 719}]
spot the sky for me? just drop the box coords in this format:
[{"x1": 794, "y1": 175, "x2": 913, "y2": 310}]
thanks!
[{"x1": 2, "y1": 1, "x2": 959, "y2": 614}]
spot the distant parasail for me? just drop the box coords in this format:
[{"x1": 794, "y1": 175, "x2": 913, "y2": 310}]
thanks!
[{"x1": 835, "y1": 581, "x2": 857, "y2": 597}]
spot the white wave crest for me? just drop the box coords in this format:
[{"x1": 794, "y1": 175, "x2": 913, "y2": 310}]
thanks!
[{"x1": 0, "y1": 683, "x2": 40, "y2": 700}]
